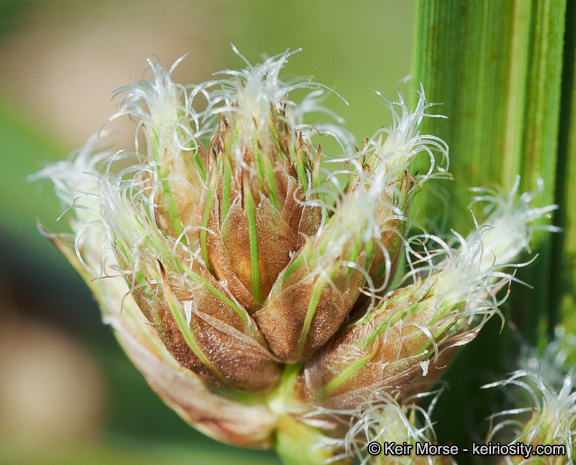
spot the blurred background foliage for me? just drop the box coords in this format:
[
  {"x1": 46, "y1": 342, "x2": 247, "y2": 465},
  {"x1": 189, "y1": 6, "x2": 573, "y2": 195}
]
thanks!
[{"x1": 0, "y1": 1, "x2": 415, "y2": 464}]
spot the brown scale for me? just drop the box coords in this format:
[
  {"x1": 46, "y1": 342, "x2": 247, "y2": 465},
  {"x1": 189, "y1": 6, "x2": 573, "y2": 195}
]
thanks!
[
  {"x1": 254, "y1": 233, "x2": 370, "y2": 364},
  {"x1": 299, "y1": 286, "x2": 454, "y2": 410},
  {"x1": 201, "y1": 112, "x2": 322, "y2": 314},
  {"x1": 127, "y1": 258, "x2": 282, "y2": 392}
]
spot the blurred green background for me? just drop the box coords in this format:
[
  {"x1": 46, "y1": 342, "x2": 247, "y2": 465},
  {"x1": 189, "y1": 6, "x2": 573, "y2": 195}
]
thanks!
[{"x1": 0, "y1": 1, "x2": 415, "y2": 463}]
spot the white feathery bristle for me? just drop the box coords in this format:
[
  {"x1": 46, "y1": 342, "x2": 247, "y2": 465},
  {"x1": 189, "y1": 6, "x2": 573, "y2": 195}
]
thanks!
[
  {"x1": 357, "y1": 86, "x2": 448, "y2": 182},
  {"x1": 29, "y1": 134, "x2": 123, "y2": 275},
  {"x1": 470, "y1": 176, "x2": 559, "y2": 272},
  {"x1": 324, "y1": 390, "x2": 439, "y2": 465},
  {"x1": 486, "y1": 367, "x2": 576, "y2": 463},
  {"x1": 405, "y1": 177, "x2": 558, "y2": 326},
  {"x1": 518, "y1": 326, "x2": 576, "y2": 390},
  {"x1": 218, "y1": 48, "x2": 296, "y2": 128},
  {"x1": 109, "y1": 55, "x2": 201, "y2": 157},
  {"x1": 406, "y1": 228, "x2": 510, "y2": 326},
  {"x1": 208, "y1": 47, "x2": 348, "y2": 149},
  {"x1": 29, "y1": 133, "x2": 105, "y2": 209},
  {"x1": 315, "y1": 88, "x2": 451, "y2": 266}
]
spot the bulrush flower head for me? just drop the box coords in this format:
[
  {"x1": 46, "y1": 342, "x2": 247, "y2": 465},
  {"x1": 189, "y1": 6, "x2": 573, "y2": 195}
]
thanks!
[
  {"x1": 33, "y1": 137, "x2": 281, "y2": 446},
  {"x1": 34, "y1": 48, "x2": 554, "y2": 465}
]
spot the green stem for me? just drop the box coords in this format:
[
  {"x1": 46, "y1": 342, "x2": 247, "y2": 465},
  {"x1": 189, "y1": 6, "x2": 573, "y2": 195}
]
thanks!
[
  {"x1": 413, "y1": 0, "x2": 566, "y2": 344},
  {"x1": 552, "y1": 0, "x2": 576, "y2": 353}
]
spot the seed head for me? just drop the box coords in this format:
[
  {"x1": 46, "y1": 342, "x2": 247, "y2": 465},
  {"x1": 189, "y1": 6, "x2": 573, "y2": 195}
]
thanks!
[{"x1": 31, "y1": 48, "x2": 554, "y2": 464}]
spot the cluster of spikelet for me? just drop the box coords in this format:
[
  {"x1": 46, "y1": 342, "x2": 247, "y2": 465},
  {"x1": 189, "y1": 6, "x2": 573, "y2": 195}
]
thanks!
[{"x1": 33, "y1": 49, "x2": 562, "y2": 465}]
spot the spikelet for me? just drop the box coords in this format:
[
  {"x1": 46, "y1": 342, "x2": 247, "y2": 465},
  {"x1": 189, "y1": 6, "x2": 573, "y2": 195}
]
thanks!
[
  {"x1": 300, "y1": 180, "x2": 555, "y2": 409},
  {"x1": 254, "y1": 89, "x2": 448, "y2": 363}
]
